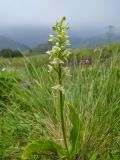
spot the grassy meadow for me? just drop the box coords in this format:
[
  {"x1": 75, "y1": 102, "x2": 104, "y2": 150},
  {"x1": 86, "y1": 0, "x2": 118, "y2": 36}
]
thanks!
[{"x1": 0, "y1": 43, "x2": 120, "y2": 159}]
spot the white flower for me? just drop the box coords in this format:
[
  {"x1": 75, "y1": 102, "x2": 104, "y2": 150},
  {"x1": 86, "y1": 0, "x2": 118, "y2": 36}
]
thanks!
[
  {"x1": 50, "y1": 58, "x2": 64, "y2": 65},
  {"x1": 52, "y1": 84, "x2": 65, "y2": 93},
  {"x1": 52, "y1": 46, "x2": 61, "y2": 53},
  {"x1": 46, "y1": 50, "x2": 52, "y2": 55},
  {"x1": 48, "y1": 65, "x2": 53, "y2": 72}
]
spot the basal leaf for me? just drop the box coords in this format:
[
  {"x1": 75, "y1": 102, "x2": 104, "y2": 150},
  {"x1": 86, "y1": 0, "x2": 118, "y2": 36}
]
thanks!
[
  {"x1": 68, "y1": 104, "x2": 82, "y2": 155},
  {"x1": 21, "y1": 139, "x2": 66, "y2": 159},
  {"x1": 89, "y1": 152, "x2": 97, "y2": 160}
]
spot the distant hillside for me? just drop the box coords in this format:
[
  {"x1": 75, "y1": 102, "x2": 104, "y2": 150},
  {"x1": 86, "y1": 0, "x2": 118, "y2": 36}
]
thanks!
[
  {"x1": 70, "y1": 34, "x2": 120, "y2": 48},
  {"x1": 24, "y1": 34, "x2": 120, "y2": 55},
  {"x1": 24, "y1": 42, "x2": 52, "y2": 55},
  {"x1": 0, "y1": 35, "x2": 29, "y2": 51}
]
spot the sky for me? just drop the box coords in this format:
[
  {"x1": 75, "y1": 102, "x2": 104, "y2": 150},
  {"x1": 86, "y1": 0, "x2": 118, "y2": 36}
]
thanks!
[
  {"x1": 0, "y1": 0, "x2": 120, "y2": 28},
  {"x1": 0, "y1": 0, "x2": 120, "y2": 46}
]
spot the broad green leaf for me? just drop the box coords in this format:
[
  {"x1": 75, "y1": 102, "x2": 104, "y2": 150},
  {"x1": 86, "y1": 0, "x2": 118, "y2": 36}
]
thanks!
[
  {"x1": 21, "y1": 139, "x2": 66, "y2": 159},
  {"x1": 68, "y1": 105, "x2": 82, "y2": 155},
  {"x1": 89, "y1": 152, "x2": 97, "y2": 160}
]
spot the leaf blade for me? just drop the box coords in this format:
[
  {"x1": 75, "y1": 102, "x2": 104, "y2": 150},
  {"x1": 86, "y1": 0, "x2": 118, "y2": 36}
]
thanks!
[{"x1": 21, "y1": 139, "x2": 66, "y2": 159}]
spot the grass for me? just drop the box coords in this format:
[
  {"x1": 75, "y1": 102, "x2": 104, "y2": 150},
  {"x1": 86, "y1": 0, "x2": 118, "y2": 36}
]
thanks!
[{"x1": 0, "y1": 43, "x2": 120, "y2": 159}]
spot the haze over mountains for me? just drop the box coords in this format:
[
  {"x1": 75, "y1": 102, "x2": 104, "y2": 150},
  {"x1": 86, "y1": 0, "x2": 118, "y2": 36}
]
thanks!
[
  {"x1": 0, "y1": 26, "x2": 51, "y2": 47},
  {"x1": 0, "y1": 26, "x2": 120, "y2": 52},
  {"x1": 0, "y1": 0, "x2": 120, "y2": 52},
  {"x1": 0, "y1": 26, "x2": 109, "y2": 46},
  {"x1": 0, "y1": 35, "x2": 29, "y2": 51}
]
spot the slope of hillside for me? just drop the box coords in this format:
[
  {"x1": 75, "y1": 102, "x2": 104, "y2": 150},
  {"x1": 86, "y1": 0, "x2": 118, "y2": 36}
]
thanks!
[
  {"x1": 70, "y1": 34, "x2": 120, "y2": 48},
  {"x1": 0, "y1": 35, "x2": 29, "y2": 51},
  {"x1": 24, "y1": 34, "x2": 120, "y2": 56},
  {"x1": 24, "y1": 42, "x2": 52, "y2": 55}
]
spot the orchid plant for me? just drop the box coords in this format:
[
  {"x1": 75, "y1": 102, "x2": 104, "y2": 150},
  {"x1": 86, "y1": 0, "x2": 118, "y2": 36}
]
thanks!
[
  {"x1": 22, "y1": 17, "x2": 82, "y2": 160},
  {"x1": 47, "y1": 16, "x2": 71, "y2": 155}
]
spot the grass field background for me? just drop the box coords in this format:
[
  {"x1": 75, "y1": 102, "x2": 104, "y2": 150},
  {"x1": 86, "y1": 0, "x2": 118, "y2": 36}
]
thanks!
[{"x1": 0, "y1": 43, "x2": 120, "y2": 159}]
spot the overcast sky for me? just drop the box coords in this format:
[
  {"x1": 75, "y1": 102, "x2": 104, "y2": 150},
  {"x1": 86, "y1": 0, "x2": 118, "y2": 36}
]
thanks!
[{"x1": 0, "y1": 0, "x2": 120, "y2": 28}]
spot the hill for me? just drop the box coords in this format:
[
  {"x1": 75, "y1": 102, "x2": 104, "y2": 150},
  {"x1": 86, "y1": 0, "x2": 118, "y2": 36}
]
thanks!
[
  {"x1": 70, "y1": 34, "x2": 120, "y2": 48},
  {"x1": 24, "y1": 42, "x2": 52, "y2": 55},
  {"x1": 24, "y1": 34, "x2": 120, "y2": 56},
  {"x1": 0, "y1": 35, "x2": 29, "y2": 51}
]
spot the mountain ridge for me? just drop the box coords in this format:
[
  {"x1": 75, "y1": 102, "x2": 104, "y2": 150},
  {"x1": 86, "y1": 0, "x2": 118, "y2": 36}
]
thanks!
[
  {"x1": 0, "y1": 35, "x2": 29, "y2": 51},
  {"x1": 24, "y1": 34, "x2": 120, "y2": 55}
]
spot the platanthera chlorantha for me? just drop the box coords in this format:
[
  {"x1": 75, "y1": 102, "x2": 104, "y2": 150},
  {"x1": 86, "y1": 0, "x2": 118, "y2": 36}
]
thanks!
[
  {"x1": 22, "y1": 17, "x2": 81, "y2": 160},
  {"x1": 47, "y1": 16, "x2": 72, "y2": 157}
]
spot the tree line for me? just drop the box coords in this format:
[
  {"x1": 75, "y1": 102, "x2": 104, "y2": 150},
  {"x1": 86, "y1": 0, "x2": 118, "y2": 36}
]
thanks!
[{"x1": 0, "y1": 49, "x2": 23, "y2": 58}]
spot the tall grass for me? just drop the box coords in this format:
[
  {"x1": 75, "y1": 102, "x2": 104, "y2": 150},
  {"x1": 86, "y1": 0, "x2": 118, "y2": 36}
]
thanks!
[{"x1": 0, "y1": 48, "x2": 120, "y2": 159}]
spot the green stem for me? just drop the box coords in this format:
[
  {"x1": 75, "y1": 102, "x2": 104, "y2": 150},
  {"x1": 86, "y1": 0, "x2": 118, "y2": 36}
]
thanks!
[{"x1": 58, "y1": 63, "x2": 70, "y2": 159}]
